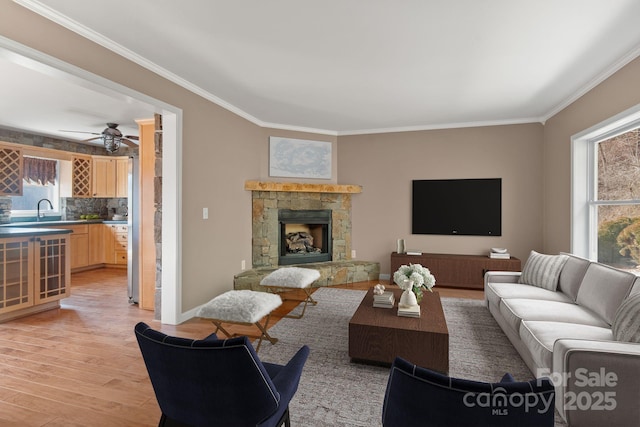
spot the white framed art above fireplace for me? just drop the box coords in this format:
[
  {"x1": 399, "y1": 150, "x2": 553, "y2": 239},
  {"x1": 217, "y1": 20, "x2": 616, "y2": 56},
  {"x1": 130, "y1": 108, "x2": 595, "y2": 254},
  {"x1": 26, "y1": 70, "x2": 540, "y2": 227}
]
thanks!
[{"x1": 269, "y1": 136, "x2": 332, "y2": 179}]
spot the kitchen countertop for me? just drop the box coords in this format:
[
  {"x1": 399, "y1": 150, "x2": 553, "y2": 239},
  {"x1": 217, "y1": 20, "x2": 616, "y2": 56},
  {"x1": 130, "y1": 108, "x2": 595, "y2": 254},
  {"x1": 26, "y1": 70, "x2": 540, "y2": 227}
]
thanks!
[
  {"x1": 0, "y1": 227, "x2": 73, "y2": 238},
  {"x1": 0, "y1": 219, "x2": 127, "y2": 228}
]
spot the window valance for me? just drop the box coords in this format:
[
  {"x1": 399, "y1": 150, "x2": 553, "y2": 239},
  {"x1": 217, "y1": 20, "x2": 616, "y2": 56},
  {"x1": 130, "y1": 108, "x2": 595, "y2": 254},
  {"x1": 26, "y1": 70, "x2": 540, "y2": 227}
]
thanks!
[{"x1": 23, "y1": 157, "x2": 57, "y2": 185}]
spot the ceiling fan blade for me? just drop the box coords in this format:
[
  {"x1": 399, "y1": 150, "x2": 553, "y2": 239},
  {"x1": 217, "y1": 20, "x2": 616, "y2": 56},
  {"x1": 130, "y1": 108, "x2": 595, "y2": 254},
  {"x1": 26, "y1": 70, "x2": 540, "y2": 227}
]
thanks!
[
  {"x1": 122, "y1": 138, "x2": 138, "y2": 147},
  {"x1": 82, "y1": 136, "x2": 102, "y2": 142},
  {"x1": 59, "y1": 130, "x2": 102, "y2": 135},
  {"x1": 124, "y1": 135, "x2": 139, "y2": 141}
]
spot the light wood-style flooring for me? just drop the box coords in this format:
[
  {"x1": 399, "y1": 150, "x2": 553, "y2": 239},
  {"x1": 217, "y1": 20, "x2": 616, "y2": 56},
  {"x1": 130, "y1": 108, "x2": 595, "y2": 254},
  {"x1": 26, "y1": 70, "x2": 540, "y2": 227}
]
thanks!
[{"x1": 0, "y1": 268, "x2": 482, "y2": 426}]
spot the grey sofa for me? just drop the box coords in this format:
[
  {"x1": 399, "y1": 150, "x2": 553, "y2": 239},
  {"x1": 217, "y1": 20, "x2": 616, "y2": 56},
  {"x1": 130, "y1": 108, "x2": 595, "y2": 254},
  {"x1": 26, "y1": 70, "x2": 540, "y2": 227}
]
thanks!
[{"x1": 484, "y1": 252, "x2": 640, "y2": 427}]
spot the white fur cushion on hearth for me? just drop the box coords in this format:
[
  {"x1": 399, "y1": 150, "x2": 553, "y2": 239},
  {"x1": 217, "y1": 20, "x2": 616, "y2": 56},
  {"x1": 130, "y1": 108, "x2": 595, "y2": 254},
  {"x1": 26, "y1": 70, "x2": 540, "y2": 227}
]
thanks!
[
  {"x1": 196, "y1": 290, "x2": 282, "y2": 323},
  {"x1": 260, "y1": 267, "x2": 321, "y2": 289}
]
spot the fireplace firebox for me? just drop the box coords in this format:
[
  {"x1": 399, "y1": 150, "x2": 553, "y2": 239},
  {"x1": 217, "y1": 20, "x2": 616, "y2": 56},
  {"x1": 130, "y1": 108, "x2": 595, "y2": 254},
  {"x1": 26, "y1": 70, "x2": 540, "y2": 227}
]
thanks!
[{"x1": 279, "y1": 209, "x2": 332, "y2": 265}]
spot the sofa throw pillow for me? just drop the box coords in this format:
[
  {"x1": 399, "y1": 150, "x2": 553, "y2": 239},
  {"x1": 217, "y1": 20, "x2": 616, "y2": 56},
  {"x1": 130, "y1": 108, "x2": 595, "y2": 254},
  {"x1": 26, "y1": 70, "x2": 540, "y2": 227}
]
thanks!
[
  {"x1": 518, "y1": 251, "x2": 569, "y2": 291},
  {"x1": 612, "y1": 293, "x2": 640, "y2": 343}
]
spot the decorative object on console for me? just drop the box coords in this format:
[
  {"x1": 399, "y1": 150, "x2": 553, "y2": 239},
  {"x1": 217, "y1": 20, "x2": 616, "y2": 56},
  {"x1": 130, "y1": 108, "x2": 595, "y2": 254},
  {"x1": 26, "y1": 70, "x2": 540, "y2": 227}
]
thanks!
[
  {"x1": 396, "y1": 238, "x2": 405, "y2": 254},
  {"x1": 489, "y1": 247, "x2": 511, "y2": 259},
  {"x1": 393, "y1": 263, "x2": 436, "y2": 304}
]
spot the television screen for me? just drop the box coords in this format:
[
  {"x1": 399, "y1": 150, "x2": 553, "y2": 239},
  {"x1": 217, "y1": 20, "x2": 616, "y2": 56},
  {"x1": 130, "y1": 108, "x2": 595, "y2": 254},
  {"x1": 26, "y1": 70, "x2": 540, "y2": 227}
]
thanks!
[{"x1": 412, "y1": 178, "x2": 501, "y2": 236}]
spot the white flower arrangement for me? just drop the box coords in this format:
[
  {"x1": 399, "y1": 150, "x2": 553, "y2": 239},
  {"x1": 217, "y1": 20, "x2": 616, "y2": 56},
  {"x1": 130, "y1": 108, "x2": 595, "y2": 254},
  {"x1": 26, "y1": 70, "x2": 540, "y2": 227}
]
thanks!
[{"x1": 393, "y1": 263, "x2": 436, "y2": 296}]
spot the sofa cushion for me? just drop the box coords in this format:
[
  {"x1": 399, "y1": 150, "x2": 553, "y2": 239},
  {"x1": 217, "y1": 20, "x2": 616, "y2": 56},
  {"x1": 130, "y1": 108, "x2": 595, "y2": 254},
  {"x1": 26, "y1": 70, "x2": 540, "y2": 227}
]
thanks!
[
  {"x1": 612, "y1": 293, "x2": 640, "y2": 343},
  {"x1": 518, "y1": 251, "x2": 569, "y2": 291},
  {"x1": 519, "y1": 320, "x2": 614, "y2": 370},
  {"x1": 630, "y1": 277, "x2": 640, "y2": 296},
  {"x1": 557, "y1": 253, "x2": 591, "y2": 301},
  {"x1": 576, "y1": 263, "x2": 636, "y2": 325},
  {"x1": 485, "y1": 282, "x2": 573, "y2": 309},
  {"x1": 500, "y1": 299, "x2": 609, "y2": 335}
]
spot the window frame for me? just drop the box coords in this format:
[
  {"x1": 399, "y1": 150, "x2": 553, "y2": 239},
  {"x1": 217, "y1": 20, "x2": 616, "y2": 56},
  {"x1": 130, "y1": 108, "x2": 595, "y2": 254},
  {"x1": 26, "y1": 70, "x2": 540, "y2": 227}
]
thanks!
[
  {"x1": 571, "y1": 103, "x2": 640, "y2": 260},
  {"x1": 10, "y1": 155, "x2": 62, "y2": 218}
]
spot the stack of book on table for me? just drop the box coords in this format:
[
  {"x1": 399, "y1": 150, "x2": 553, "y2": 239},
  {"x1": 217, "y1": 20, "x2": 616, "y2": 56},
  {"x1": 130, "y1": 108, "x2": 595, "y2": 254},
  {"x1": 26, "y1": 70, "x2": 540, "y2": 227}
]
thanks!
[
  {"x1": 373, "y1": 291, "x2": 395, "y2": 308},
  {"x1": 489, "y1": 247, "x2": 510, "y2": 259},
  {"x1": 397, "y1": 304, "x2": 421, "y2": 318}
]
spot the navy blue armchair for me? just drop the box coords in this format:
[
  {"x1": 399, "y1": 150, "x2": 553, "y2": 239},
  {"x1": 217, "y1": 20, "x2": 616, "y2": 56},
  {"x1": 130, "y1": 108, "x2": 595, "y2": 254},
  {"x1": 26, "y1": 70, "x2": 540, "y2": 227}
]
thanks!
[
  {"x1": 135, "y1": 322, "x2": 309, "y2": 427},
  {"x1": 382, "y1": 357, "x2": 555, "y2": 427}
]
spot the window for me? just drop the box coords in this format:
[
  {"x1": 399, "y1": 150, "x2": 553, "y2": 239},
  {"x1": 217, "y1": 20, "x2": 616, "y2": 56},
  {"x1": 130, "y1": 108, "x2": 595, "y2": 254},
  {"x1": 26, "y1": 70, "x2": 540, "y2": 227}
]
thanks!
[
  {"x1": 11, "y1": 156, "x2": 60, "y2": 218},
  {"x1": 572, "y1": 103, "x2": 640, "y2": 270}
]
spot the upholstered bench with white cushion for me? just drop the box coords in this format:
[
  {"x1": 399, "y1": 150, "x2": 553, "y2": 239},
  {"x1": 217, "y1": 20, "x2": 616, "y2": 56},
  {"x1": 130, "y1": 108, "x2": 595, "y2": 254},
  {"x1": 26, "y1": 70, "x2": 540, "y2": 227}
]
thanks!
[
  {"x1": 260, "y1": 267, "x2": 321, "y2": 318},
  {"x1": 196, "y1": 290, "x2": 282, "y2": 351}
]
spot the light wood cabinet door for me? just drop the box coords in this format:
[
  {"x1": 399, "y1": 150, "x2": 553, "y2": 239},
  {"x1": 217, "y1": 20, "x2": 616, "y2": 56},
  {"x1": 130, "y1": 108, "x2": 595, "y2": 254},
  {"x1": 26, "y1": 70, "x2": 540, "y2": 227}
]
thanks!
[
  {"x1": 92, "y1": 156, "x2": 116, "y2": 197},
  {"x1": 116, "y1": 157, "x2": 128, "y2": 197},
  {"x1": 88, "y1": 224, "x2": 104, "y2": 265},
  {"x1": 34, "y1": 234, "x2": 71, "y2": 304},
  {"x1": 48, "y1": 225, "x2": 90, "y2": 270},
  {"x1": 0, "y1": 143, "x2": 23, "y2": 196},
  {"x1": 72, "y1": 155, "x2": 92, "y2": 197},
  {"x1": 70, "y1": 233, "x2": 89, "y2": 270},
  {"x1": 0, "y1": 237, "x2": 33, "y2": 314},
  {"x1": 103, "y1": 224, "x2": 116, "y2": 264}
]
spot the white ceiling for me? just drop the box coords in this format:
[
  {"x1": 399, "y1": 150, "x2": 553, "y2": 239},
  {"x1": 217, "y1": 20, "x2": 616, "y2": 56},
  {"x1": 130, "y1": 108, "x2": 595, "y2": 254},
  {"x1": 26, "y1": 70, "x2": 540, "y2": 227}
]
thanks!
[{"x1": 7, "y1": 0, "x2": 640, "y2": 138}]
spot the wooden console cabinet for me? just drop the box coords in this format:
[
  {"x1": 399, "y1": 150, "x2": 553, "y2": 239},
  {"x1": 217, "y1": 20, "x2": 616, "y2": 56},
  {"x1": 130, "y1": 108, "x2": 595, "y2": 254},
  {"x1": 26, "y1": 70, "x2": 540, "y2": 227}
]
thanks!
[{"x1": 390, "y1": 252, "x2": 521, "y2": 290}]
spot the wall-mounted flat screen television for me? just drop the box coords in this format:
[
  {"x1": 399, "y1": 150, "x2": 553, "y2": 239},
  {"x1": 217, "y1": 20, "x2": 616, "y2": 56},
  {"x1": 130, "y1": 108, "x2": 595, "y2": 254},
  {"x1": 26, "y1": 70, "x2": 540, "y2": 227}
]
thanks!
[{"x1": 412, "y1": 178, "x2": 501, "y2": 236}]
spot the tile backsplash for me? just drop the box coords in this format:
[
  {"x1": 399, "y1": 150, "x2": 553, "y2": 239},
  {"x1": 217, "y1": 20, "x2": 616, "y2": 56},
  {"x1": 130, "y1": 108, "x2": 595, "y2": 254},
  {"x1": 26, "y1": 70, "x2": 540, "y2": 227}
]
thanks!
[{"x1": 61, "y1": 197, "x2": 128, "y2": 220}]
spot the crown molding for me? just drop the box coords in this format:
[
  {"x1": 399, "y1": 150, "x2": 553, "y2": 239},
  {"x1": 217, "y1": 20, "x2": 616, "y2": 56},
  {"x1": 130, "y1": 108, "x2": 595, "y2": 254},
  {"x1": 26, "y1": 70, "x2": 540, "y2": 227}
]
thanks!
[
  {"x1": 13, "y1": 0, "x2": 640, "y2": 137},
  {"x1": 541, "y1": 43, "x2": 640, "y2": 123}
]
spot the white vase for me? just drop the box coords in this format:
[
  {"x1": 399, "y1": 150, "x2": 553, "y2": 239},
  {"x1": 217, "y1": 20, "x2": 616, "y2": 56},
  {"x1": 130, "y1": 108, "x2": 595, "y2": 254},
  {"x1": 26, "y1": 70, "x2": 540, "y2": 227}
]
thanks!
[
  {"x1": 399, "y1": 289, "x2": 418, "y2": 307},
  {"x1": 399, "y1": 279, "x2": 418, "y2": 307}
]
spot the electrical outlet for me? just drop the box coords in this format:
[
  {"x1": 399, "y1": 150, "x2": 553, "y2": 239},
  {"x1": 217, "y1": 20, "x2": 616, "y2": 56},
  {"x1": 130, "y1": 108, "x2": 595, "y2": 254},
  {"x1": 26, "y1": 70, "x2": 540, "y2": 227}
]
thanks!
[
  {"x1": 202, "y1": 207, "x2": 208, "y2": 219},
  {"x1": 241, "y1": 260, "x2": 246, "y2": 270},
  {"x1": 351, "y1": 249, "x2": 356, "y2": 258}
]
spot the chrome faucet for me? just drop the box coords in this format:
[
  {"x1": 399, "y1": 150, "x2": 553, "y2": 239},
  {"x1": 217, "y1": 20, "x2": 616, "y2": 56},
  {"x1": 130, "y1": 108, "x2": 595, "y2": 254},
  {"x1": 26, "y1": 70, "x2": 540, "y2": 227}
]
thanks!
[{"x1": 37, "y1": 198, "x2": 53, "y2": 221}]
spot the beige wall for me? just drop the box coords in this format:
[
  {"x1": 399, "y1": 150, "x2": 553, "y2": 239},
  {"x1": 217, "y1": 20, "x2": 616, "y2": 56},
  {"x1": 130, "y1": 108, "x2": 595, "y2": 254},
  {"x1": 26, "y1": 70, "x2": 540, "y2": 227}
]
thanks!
[
  {"x1": 338, "y1": 124, "x2": 544, "y2": 275},
  {"x1": 2, "y1": 2, "x2": 640, "y2": 315},
  {"x1": 0, "y1": 3, "x2": 265, "y2": 313},
  {"x1": 543, "y1": 57, "x2": 640, "y2": 255}
]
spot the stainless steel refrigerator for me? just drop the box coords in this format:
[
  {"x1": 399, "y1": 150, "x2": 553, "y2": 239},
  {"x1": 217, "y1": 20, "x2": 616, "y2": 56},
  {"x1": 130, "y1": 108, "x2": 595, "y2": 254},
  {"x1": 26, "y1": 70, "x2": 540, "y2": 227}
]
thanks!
[{"x1": 127, "y1": 157, "x2": 140, "y2": 304}]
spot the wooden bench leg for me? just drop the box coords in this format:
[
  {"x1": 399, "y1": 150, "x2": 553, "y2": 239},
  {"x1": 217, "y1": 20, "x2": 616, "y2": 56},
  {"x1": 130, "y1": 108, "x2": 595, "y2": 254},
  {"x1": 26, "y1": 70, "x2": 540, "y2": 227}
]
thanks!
[
  {"x1": 208, "y1": 315, "x2": 278, "y2": 352},
  {"x1": 284, "y1": 288, "x2": 318, "y2": 319},
  {"x1": 264, "y1": 286, "x2": 318, "y2": 319}
]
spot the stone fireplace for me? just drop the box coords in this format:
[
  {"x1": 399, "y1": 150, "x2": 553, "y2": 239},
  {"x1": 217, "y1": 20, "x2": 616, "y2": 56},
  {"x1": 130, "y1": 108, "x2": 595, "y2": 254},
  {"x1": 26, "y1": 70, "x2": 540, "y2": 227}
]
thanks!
[
  {"x1": 235, "y1": 181, "x2": 379, "y2": 291},
  {"x1": 247, "y1": 181, "x2": 362, "y2": 268}
]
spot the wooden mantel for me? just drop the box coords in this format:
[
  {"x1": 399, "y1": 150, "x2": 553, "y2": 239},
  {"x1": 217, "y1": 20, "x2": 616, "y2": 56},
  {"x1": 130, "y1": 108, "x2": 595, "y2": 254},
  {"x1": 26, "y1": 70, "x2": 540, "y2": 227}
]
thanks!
[{"x1": 244, "y1": 180, "x2": 362, "y2": 194}]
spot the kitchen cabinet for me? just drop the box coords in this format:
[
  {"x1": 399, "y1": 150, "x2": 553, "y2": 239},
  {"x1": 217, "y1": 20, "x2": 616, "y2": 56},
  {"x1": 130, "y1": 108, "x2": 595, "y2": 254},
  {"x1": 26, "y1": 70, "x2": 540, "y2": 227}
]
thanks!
[
  {"x1": 0, "y1": 232, "x2": 71, "y2": 322},
  {"x1": 91, "y1": 155, "x2": 128, "y2": 198},
  {"x1": 52, "y1": 223, "x2": 123, "y2": 269},
  {"x1": 116, "y1": 157, "x2": 128, "y2": 197},
  {"x1": 48, "y1": 224, "x2": 90, "y2": 270},
  {"x1": 92, "y1": 156, "x2": 116, "y2": 197},
  {"x1": 72, "y1": 155, "x2": 92, "y2": 197},
  {"x1": 105, "y1": 223, "x2": 128, "y2": 266},
  {"x1": 0, "y1": 142, "x2": 23, "y2": 196},
  {"x1": 88, "y1": 224, "x2": 104, "y2": 265}
]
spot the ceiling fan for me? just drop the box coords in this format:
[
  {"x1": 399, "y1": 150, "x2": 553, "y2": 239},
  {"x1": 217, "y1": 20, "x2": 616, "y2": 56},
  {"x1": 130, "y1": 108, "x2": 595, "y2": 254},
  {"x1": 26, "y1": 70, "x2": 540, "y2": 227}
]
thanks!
[{"x1": 60, "y1": 123, "x2": 139, "y2": 153}]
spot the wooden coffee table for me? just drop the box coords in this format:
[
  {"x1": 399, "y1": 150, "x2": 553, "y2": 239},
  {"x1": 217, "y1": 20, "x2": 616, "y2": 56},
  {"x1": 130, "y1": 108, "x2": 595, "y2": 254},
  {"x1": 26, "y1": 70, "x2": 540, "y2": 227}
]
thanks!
[{"x1": 348, "y1": 288, "x2": 449, "y2": 373}]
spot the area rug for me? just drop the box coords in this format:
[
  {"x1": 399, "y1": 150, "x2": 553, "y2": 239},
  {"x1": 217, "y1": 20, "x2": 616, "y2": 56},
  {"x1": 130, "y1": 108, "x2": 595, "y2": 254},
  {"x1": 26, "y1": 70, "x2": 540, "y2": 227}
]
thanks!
[{"x1": 256, "y1": 287, "x2": 566, "y2": 427}]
